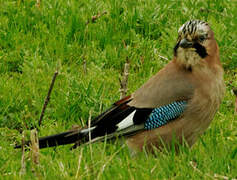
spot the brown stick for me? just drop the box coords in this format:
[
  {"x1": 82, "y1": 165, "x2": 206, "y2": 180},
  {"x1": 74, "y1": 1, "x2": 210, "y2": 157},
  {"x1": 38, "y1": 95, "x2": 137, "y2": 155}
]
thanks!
[
  {"x1": 30, "y1": 129, "x2": 40, "y2": 165},
  {"x1": 38, "y1": 71, "x2": 58, "y2": 127},
  {"x1": 30, "y1": 129, "x2": 41, "y2": 178},
  {"x1": 119, "y1": 59, "x2": 130, "y2": 99}
]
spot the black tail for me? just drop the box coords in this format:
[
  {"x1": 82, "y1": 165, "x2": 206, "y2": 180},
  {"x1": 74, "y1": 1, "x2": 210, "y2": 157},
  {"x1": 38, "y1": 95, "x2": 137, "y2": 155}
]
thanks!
[
  {"x1": 14, "y1": 95, "x2": 145, "y2": 149},
  {"x1": 14, "y1": 124, "x2": 144, "y2": 149},
  {"x1": 14, "y1": 129, "x2": 86, "y2": 149}
]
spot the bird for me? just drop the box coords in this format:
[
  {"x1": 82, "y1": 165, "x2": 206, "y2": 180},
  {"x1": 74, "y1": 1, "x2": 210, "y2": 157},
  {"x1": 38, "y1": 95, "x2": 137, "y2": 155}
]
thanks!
[{"x1": 15, "y1": 20, "x2": 225, "y2": 153}]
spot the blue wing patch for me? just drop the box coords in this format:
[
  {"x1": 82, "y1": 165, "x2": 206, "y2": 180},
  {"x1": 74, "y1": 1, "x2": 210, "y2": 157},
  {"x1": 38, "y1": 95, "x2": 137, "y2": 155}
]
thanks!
[{"x1": 144, "y1": 101, "x2": 187, "y2": 130}]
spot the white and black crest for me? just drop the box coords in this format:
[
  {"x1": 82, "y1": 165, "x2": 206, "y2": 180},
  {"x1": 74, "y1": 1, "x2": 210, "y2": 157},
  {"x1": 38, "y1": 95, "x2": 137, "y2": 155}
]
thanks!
[{"x1": 178, "y1": 20, "x2": 209, "y2": 37}]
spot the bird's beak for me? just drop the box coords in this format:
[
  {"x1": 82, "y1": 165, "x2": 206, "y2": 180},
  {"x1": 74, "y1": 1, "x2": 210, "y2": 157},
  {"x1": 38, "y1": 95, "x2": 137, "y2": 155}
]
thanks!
[{"x1": 179, "y1": 38, "x2": 193, "y2": 48}]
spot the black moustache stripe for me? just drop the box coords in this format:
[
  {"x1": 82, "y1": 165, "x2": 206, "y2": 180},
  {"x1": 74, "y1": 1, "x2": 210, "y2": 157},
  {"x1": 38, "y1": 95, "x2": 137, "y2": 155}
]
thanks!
[
  {"x1": 173, "y1": 42, "x2": 208, "y2": 58},
  {"x1": 193, "y1": 43, "x2": 208, "y2": 58},
  {"x1": 173, "y1": 42, "x2": 179, "y2": 56}
]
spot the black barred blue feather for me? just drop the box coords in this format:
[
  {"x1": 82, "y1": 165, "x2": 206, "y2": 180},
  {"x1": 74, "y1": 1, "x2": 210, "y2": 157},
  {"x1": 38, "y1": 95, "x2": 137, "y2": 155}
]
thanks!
[{"x1": 144, "y1": 101, "x2": 187, "y2": 130}]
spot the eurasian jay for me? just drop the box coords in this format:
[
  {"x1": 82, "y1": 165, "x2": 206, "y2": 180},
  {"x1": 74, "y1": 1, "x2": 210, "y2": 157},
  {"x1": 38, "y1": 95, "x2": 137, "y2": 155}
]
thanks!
[{"x1": 15, "y1": 20, "x2": 225, "y2": 153}]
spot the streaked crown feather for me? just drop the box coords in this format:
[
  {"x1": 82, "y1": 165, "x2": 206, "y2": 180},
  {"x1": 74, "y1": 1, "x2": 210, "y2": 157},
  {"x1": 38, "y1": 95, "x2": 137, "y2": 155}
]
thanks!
[{"x1": 178, "y1": 20, "x2": 210, "y2": 38}]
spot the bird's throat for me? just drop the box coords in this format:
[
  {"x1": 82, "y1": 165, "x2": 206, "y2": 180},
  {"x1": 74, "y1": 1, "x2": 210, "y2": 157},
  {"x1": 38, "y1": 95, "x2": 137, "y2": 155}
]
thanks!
[{"x1": 176, "y1": 49, "x2": 202, "y2": 69}]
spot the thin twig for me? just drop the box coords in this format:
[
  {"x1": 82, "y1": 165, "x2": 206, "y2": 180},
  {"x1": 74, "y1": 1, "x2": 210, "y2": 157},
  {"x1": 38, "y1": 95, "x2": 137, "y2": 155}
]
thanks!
[
  {"x1": 38, "y1": 71, "x2": 58, "y2": 127},
  {"x1": 119, "y1": 59, "x2": 130, "y2": 99},
  {"x1": 20, "y1": 131, "x2": 26, "y2": 176},
  {"x1": 86, "y1": 11, "x2": 107, "y2": 25}
]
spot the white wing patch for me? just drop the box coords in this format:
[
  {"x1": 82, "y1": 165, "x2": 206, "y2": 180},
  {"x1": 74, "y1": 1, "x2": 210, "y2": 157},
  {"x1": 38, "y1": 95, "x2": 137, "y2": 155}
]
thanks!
[
  {"x1": 80, "y1": 126, "x2": 96, "y2": 134},
  {"x1": 117, "y1": 110, "x2": 136, "y2": 130}
]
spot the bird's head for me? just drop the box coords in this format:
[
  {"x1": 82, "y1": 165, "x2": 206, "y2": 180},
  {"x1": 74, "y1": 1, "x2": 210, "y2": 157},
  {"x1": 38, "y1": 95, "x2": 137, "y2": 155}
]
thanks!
[{"x1": 174, "y1": 20, "x2": 219, "y2": 69}]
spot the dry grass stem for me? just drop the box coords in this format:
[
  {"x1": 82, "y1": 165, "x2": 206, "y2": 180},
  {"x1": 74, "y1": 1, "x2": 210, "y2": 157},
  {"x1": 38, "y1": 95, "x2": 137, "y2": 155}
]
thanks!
[
  {"x1": 214, "y1": 173, "x2": 236, "y2": 180},
  {"x1": 75, "y1": 149, "x2": 83, "y2": 179},
  {"x1": 150, "y1": 165, "x2": 157, "y2": 173},
  {"x1": 158, "y1": 54, "x2": 169, "y2": 61},
  {"x1": 30, "y1": 129, "x2": 39, "y2": 165}
]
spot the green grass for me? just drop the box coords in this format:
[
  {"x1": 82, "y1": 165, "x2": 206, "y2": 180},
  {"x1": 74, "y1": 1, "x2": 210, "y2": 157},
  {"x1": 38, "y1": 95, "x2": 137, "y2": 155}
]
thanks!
[{"x1": 0, "y1": 0, "x2": 237, "y2": 179}]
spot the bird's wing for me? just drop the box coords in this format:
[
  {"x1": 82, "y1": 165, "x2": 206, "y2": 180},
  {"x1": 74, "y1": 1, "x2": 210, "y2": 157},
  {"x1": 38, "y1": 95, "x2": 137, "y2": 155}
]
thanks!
[
  {"x1": 91, "y1": 61, "x2": 194, "y2": 128},
  {"x1": 129, "y1": 61, "x2": 194, "y2": 108},
  {"x1": 15, "y1": 60, "x2": 195, "y2": 149},
  {"x1": 71, "y1": 60, "x2": 194, "y2": 145}
]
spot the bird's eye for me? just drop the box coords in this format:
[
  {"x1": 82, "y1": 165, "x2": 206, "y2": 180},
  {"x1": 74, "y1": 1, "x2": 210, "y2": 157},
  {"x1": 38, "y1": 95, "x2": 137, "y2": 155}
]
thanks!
[{"x1": 199, "y1": 35, "x2": 206, "y2": 42}]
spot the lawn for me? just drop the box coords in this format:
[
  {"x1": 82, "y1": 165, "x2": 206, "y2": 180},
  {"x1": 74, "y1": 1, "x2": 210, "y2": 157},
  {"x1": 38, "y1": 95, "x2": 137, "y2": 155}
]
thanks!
[{"x1": 0, "y1": 0, "x2": 236, "y2": 179}]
